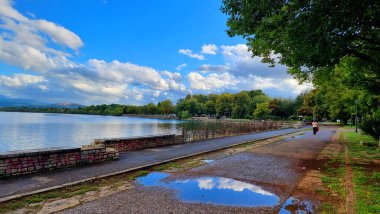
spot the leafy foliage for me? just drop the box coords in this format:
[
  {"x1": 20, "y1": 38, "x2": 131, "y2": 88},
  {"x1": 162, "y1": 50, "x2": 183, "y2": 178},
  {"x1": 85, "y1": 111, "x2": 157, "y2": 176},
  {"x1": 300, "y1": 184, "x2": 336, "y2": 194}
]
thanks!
[
  {"x1": 253, "y1": 102, "x2": 271, "y2": 119},
  {"x1": 222, "y1": 1, "x2": 379, "y2": 137},
  {"x1": 222, "y1": 0, "x2": 380, "y2": 84}
]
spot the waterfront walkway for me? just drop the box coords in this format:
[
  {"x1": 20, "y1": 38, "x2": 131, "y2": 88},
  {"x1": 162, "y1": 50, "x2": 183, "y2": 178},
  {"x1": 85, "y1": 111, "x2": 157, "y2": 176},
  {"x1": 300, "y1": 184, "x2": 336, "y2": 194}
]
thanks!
[{"x1": 0, "y1": 127, "x2": 307, "y2": 200}]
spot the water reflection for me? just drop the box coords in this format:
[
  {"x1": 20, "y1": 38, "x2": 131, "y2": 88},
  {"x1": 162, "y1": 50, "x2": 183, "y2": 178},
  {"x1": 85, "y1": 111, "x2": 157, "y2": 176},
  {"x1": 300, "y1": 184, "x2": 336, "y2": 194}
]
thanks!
[
  {"x1": 278, "y1": 197, "x2": 314, "y2": 214},
  {"x1": 0, "y1": 112, "x2": 182, "y2": 153},
  {"x1": 202, "y1": 159, "x2": 215, "y2": 163},
  {"x1": 137, "y1": 172, "x2": 279, "y2": 207}
]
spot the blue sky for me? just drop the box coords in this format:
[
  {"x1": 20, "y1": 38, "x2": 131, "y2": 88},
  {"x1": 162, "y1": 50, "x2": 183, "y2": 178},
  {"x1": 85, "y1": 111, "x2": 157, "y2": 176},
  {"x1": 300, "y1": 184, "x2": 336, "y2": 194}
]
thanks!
[{"x1": 0, "y1": 0, "x2": 310, "y2": 105}]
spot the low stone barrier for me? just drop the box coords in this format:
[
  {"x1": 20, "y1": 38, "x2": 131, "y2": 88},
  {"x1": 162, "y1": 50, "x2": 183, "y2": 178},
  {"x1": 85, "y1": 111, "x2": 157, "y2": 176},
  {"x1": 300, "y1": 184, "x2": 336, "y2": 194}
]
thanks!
[
  {"x1": 94, "y1": 134, "x2": 184, "y2": 152},
  {"x1": 0, "y1": 146, "x2": 118, "y2": 178}
]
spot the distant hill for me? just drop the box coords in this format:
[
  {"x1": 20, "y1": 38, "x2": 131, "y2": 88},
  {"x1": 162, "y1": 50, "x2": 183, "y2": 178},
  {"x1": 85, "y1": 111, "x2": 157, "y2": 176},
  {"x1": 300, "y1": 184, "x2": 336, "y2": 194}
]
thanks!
[
  {"x1": 51, "y1": 103, "x2": 84, "y2": 109},
  {"x1": 0, "y1": 97, "x2": 83, "y2": 109}
]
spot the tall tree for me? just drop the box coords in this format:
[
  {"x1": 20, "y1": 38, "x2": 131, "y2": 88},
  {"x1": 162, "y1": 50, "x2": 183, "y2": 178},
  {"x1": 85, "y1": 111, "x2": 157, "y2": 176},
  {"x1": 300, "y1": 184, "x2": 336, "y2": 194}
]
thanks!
[
  {"x1": 253, "y1": 102, "x2": 272, "y2": 120},
  {"x1": 216, "y1": 93, "x2": 234, "y2": 117},
  {"x1": 222, "y1": 0, "x2": 380, "y2": 87},
  {"x1": 232, "y1": 91, "x2": 251, "y2": 118}
]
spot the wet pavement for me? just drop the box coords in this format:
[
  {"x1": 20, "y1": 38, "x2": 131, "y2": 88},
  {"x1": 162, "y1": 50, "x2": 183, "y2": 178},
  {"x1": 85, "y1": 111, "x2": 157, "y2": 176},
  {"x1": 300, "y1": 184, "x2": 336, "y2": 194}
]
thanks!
[
  {"x1": 61, "y1": 127, "x2": 337, "y2": 214},
  {"x1": 0, "y1": 127, "x2": 306, "y2": 199}
]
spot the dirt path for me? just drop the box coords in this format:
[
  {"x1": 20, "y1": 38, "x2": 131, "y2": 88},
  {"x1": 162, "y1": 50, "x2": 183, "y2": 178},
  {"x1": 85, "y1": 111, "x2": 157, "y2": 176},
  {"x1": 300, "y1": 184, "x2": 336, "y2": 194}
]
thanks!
[
  {"x1": 51, "y1": 127, "x2": 337, "y2": 214},
  {"x1": 344, "y1": 140, "x2": 356, "y2": 214}
]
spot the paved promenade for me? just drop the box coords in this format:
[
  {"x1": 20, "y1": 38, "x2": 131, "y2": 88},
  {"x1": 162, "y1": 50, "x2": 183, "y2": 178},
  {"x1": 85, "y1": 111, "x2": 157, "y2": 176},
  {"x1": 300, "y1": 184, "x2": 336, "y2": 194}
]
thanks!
[{"x1": 0, "y1": 127, "x2": 307, "y2": 199}]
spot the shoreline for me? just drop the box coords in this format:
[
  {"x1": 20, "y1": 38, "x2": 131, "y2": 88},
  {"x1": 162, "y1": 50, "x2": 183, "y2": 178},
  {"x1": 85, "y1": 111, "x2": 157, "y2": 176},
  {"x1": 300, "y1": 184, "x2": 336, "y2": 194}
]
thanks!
[{"x1": 123, "y1": 114, "x2": 179, "y2": 120}]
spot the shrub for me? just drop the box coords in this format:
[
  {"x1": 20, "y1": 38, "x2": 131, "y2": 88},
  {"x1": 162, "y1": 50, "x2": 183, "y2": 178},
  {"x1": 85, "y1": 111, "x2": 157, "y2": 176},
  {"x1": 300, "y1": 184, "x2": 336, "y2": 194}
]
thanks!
[{"x1": 360, "y1": 108, "x2": 380, "y2": 138}]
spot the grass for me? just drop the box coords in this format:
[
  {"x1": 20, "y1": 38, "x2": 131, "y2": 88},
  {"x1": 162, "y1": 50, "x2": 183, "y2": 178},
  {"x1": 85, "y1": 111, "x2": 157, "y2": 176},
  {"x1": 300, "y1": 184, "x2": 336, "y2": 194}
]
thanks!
[
  {"x1": 321, "y1": 155, "x2": 346, "y2": 198},
  {"x1": 127, "y1": 170, "x2": 150, "y2": 180},
  {"x1": 320, "y1": 132, "x2": 347, "y2": 213},
  {"x1": 152, "y1": 162, "x2": 180, "y2": 171},
  {"x1": 344, "y1": 129, "x2": 380, "y2": 213},
  {"x1": 0, "y1": 184, "x2": 98, "y2": 213},
  {"x1": 321, "y1": 203, "x2": 335, "y2": 214}
]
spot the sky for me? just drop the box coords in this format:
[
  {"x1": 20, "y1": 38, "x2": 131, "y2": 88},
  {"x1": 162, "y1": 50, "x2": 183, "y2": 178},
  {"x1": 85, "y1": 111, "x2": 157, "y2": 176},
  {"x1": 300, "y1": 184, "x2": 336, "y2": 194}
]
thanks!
[{"x1": 0, "y1": 0, "x2": 311, "y2": 105}]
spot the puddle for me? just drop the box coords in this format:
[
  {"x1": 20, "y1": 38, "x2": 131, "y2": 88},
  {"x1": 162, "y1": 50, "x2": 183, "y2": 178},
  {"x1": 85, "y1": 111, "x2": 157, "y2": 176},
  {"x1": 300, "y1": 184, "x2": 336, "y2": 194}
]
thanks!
[
  {"x1": 137, "y1": 172, "x2": 279, "y2": 207},
  {"x1": 202, "y1": 159, "x2": 215, "y2": 163},
  {"x1": 278, "y1": 197, "x2": 314, "y2": 214},
  {"x1": 290, "y1": 135, "x2": 304, "y2": 139}
]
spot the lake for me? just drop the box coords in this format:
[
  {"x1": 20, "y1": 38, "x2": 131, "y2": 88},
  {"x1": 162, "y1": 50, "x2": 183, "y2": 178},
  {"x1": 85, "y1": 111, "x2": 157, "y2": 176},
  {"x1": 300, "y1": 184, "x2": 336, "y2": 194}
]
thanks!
[{"x1": 0, "y1": 112, "x2": 182, "y2": 153}]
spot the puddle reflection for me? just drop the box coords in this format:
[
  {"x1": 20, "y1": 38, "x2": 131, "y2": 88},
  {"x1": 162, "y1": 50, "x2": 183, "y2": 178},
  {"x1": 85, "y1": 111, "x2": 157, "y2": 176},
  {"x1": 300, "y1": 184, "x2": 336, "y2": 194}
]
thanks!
[
  {"x1": 278, "y1": 197, "x2": 314, "y2": 214},
  {"x1": 137, "y1": 172, "x2": 279, "y2": 207}
]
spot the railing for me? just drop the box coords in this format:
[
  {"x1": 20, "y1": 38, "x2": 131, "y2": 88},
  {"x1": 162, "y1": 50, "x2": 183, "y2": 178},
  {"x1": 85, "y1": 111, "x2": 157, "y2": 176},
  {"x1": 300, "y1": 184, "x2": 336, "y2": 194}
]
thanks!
[{"x1": 182, "y1": 120, "x2": 297, "y2": 142}]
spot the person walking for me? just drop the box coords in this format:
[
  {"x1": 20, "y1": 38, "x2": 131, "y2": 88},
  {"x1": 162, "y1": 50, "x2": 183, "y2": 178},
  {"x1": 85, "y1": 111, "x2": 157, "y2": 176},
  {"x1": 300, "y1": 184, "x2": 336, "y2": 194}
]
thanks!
[{"x1": 312, "y1": 120, "x2": 319, "y2": 135}]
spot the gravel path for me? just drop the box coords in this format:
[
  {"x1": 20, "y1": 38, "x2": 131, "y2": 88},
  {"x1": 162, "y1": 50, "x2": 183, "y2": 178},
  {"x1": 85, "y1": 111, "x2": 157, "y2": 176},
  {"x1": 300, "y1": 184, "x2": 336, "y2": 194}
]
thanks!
[{"x1": 61, "y1": 127, "x2": 337, "y2": 214}]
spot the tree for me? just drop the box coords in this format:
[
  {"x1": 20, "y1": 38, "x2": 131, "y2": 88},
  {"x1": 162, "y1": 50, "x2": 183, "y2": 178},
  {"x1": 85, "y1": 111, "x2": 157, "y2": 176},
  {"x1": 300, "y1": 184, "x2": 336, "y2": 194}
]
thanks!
[
  {"x1": 253, "y1": 102, "x2": 272, "y2": 120},
  {"x1": 158, "y1": 99, "x2": 174, "y2": 114},
  {"x1": 146, "y1": 103, "x2": 158, "y2": 114},
  {"x1": 232, "y1": 91, "x2": 251, "y2": 118},
  {"x1": 216, "y1": 93, "x2": 234, "y2": 117},
  {"x1": 222, "y1": 0, "x2": 380, "y2": 86}
]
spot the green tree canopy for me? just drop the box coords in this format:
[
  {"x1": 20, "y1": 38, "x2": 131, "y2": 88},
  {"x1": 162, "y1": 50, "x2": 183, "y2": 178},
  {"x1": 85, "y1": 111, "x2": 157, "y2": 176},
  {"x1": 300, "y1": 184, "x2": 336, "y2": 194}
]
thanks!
[
  {"x1": 222, "y1": 0, "x2": 379, "y2": 88},
  {"x1": 253, "y1": 102, "x2": 272, "y2": 119}
]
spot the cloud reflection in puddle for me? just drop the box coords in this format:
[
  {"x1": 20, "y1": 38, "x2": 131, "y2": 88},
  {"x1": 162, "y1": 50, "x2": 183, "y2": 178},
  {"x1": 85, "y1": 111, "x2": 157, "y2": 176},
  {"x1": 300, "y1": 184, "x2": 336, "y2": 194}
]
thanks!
[{"x1": 137, "y1": 172, "x2": 279, "y2": 207}]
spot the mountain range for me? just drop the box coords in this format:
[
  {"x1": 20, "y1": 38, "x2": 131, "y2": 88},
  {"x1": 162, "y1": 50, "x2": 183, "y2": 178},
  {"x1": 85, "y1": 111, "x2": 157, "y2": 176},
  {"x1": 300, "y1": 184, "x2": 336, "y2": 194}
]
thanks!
[{"x1": 0, "y1": 96, "x2": 83, "y2": 109}]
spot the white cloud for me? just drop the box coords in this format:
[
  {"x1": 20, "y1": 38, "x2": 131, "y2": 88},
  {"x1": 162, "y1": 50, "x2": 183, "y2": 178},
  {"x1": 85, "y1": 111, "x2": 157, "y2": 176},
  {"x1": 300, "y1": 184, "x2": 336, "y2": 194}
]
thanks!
[
  {"x1": 34, "y1": 20, "x2": 83, "y2": 50},
  {"x1": 0, "y1": 0, "x2": 81, "y2": 74},
  {"x1": 220, "y1": 44, "x2": 288, "y2": 78},
  {"x1": 178, "y1": 49, "x2": 205, "y2": 60},
  {"x1": 201, "y1": 44, "x2": 218, "y2": 55},
  {"x1": 217, "y1": 178, "x2": 274, "y2": 196},
  {"x1": 176, "y1": 63, "x2": 187, "y2": 71},
  {"x1": 0, "y1": 0, "x2": 308, "y2": 104},
  {"x1": 197, "y1": 178, "x2": 215, "y2": 190},
  {"x1": 0, "y1": 74, "x2": 45, "y2": 88},
  {"x1": 38, "y1": 85, "x2": 48, "y2": 91},
  {"x1": 0, "y1": 37, "x2": 72, "y2": 72},
  {"x1": 163, "y1": 71, "x2": 181, "y2": 80},
  {"x1": 0, "y1": 0, "x2": 28, "y2": 22},
  {"x1": 197, "y1": 64, "x2": 231, "y2": 73},
  {"x1": 188, "y1": 72, "x2": 237, "y2": 91},
  {"x1": 87, "y1": 59, "x2": 170, "y2": 90},
  {"x1": 0, "y1": 0, "x2": 83, "y2": 51}
]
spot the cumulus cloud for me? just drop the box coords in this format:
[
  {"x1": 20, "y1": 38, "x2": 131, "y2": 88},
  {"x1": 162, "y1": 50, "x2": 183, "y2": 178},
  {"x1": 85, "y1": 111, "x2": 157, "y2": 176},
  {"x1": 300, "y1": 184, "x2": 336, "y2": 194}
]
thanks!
[
  {"x1": 188, "y1": 72, "x2": 237, "y2": 91},
  {"x1": 186, "y1": 43, "x2": 311, "y2": 97},
  {"x1": 178, "y1": 49, "x2": 205, "y2": 60},
  {"x1": 220, "y1": 44, "x2": 288, "y2": 78},
  {"x1": 0, "y1": 73, "x2": 45, "y2": 88},
  {"x1": 0, "y1": 0, "x2": 79, "y2": 73},
  {"x1": 0, "y1": 0, "x2": 83, "y2": 51},
  {"x1": 0, "y1": 1, "x2": 308, "y2": 104},
  {"x1": 196, "y1": 177, "x2": 275, "y2": 196},
  {"x1": 0, "y1": 1, "x2": 190, "y2": 104},
  {"x1": 201, "y1": 44, "x2": 218, "y2": 55}
]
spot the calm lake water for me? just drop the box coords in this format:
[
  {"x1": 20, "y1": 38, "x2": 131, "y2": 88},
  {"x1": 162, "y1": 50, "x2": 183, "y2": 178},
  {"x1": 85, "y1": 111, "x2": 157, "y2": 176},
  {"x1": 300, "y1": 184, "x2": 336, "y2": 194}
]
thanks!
[{"x1": 0, "y1": 112, "x2": 182, "y2": 153}]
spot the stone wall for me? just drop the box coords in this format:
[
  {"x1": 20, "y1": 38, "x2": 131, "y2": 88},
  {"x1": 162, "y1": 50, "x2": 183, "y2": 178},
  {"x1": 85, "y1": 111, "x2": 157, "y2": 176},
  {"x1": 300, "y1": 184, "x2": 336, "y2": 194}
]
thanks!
[
  {"x1": 95, "y1": 134, "x2": 184, "y2": 152},
  {"x1": 0, "y1": 146, "x2": 118, "y2": 178}
]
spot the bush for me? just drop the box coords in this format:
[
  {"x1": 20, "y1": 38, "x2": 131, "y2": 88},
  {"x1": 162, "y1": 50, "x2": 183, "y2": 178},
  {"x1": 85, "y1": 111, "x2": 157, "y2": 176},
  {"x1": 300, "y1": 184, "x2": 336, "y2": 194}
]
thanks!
[
  {"x1": 179, "y1": 111, "x2": 191, "y2": 119},
  {"x1": 360, "y1": 109, "x2": 380, "y2": 138}
]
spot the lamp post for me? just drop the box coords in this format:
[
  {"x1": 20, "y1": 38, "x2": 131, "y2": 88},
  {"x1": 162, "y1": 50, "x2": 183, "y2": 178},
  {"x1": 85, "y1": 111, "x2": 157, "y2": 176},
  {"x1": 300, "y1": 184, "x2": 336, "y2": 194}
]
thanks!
[{"x1": 355, "y1": 100, "x2": 358, "y2": 133}]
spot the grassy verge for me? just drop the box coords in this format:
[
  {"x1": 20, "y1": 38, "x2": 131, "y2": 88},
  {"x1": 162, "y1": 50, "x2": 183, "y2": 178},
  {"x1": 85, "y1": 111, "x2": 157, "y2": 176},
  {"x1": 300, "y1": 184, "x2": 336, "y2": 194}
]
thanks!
[
  {"x1": 344, "y1": 129, "x2": 380, "y2": 213},
  {"x1": 320, "y1": 144, "x2": 346, "y2": 214},
  {"x1": 0, "y1": 184, "x2": 98, "y2": 213}
]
